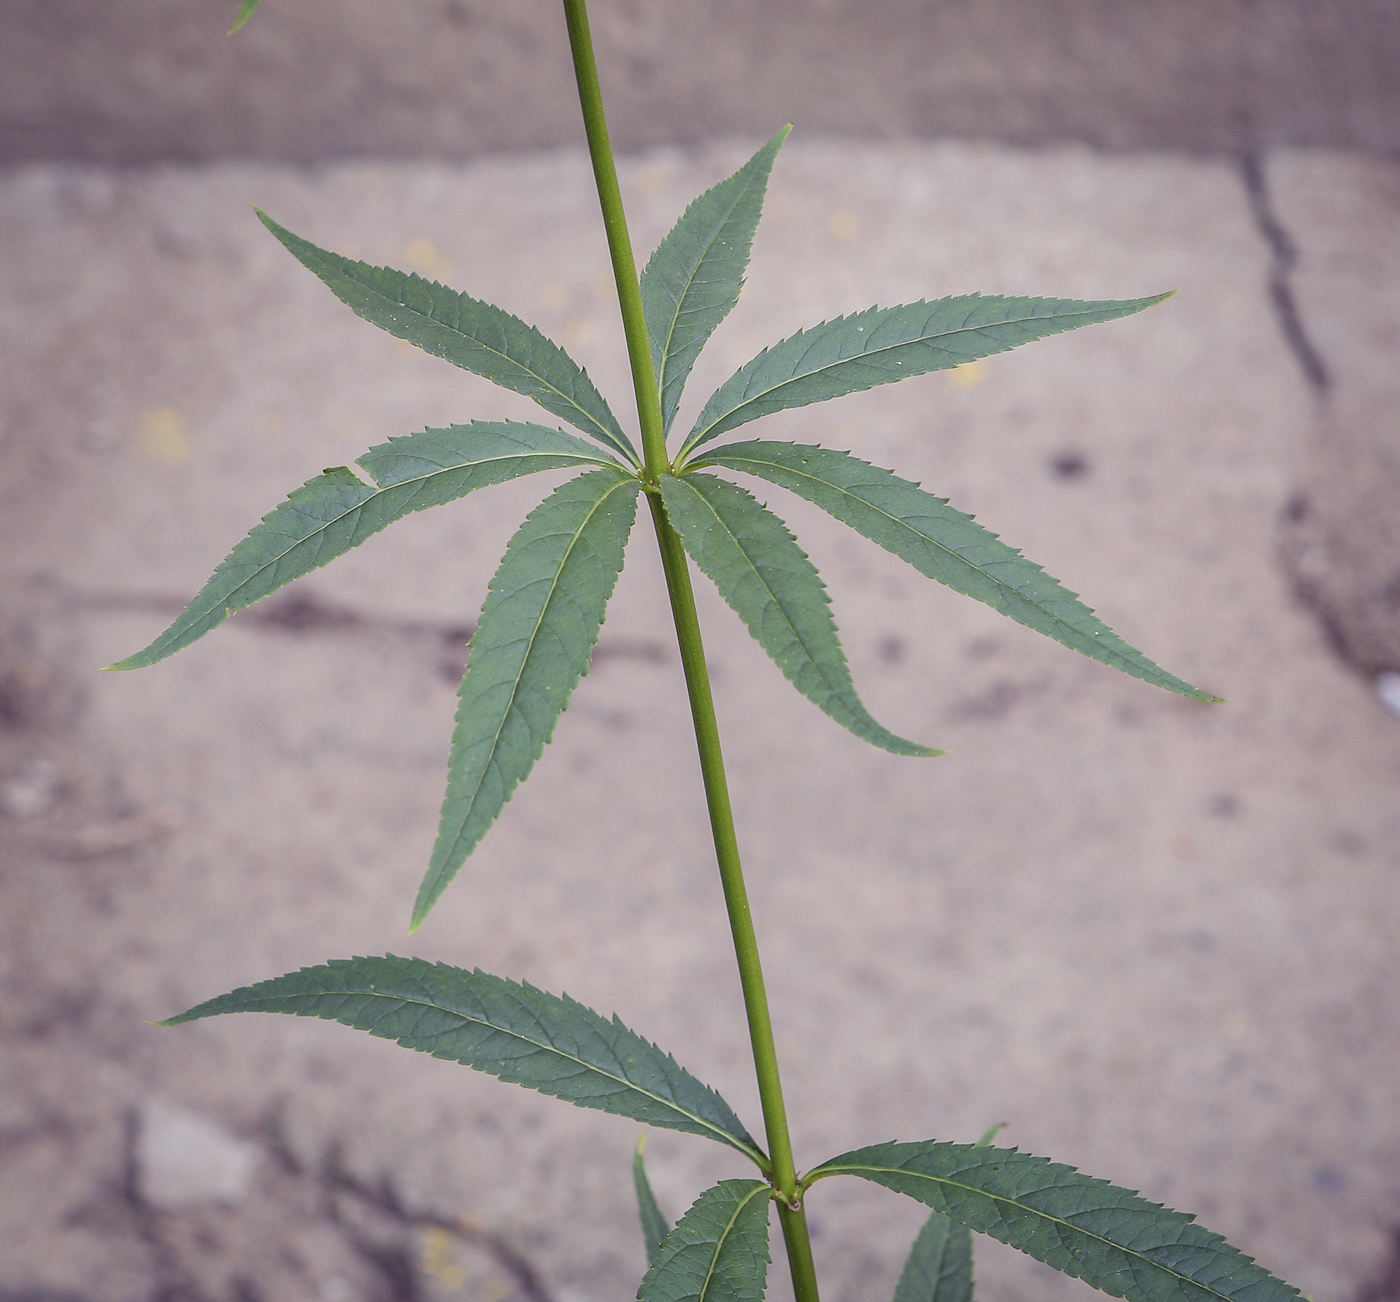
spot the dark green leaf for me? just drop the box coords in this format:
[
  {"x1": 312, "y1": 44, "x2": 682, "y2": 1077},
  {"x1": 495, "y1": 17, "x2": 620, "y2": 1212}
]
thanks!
[
  {"x1": 641, "y1": 127, "x2": 791, "y2": 433},
  {"x1": 415, "y1": 469, "x2": 641, "y2": 928},
  {"x1": 659, "y1": 473, "x2": 938, "y2": 757},
  {"x1": 893, "y1": 1214, "x2": 974, "y2": 1302},
  {"x1": 639, "y1": 1179, "x2": 771, "y2": 1302},
  {"x1": 635, "y1": 1135, "x2": 672, "y2": 1265},
  {"x1": 163, "y1": 956, "x2": 766, "y2": 1164},
  {"x1": 679, "y1": 293, "x2": 1170, "y2": 457},
  {"x1": 698, "y1": 441, "x2": 1216, "y2": 702},
  {"x1": 108, "y1": 422, "x2": 615, "y2": 671},
  {"x1": 809, "y1": 1141, "x2": 1299, "y2": 1302},
  {"x1": 228, "y1": 0, "x2": 262, "y2": 31},
  {"x1": 257, "y1": 210, "x2": 638, "y2": 463}
]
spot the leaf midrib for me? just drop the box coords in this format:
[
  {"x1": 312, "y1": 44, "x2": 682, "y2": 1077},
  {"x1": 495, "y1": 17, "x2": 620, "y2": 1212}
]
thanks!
[
  {"x1": 182, "y1": 446, "x2": 613, "y2": 630},
  {"x1": 687, "y1": 304, "x2": 1121, "y2": 449},
  {"x1": 696, "y1": 1184, "x2": 769, "y2": 1302},
  {"x1": 332, "y1": 256, "x2": 630, "y2": 453},
  {"x1": 817, "y1": 1161, "x2": 1246, "y2": 1302},
  {"x1": 430, "y1": 475, "x2": 634, "y2": 885},
  {"x1": 682, "y1": 479, "x2": 859, "y2": 725},
  {"x1": 243, "y1": 980, "x2": 764, "y2": 1162},
  {"x1": 654, "y1": 169, "x2": 764, "y2": 427},
  {"x1": 712, "y1": 450, "x2": 1076, "y2": 624}
]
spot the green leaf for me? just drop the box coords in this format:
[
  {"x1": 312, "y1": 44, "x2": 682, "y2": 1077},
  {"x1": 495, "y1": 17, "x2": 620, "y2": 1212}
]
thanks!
[
  {"x1": 639, "y1": 1179, "x2": 771, "y2": 1302},
  {"x1": 635, "y1": 1135, "x2": 672, "y2": 1265},
  {"x1": 228, "y1": 0, "x2": 263, "y2": 32},
  {"x1": 659, "y1": 473, "x2": 938, "y2": 757},
  {"x1": 257, "y1": 210, "x2": 638, "y2": 464},
  {"x1": 641, "y1": 126, "x2": 791, "y2": 434},
  {"x1": 107, "y1": 422, "x2": 615, "y2": 671},
  {"x1": 698, "y1": 442, "x2": 1216, "y2": 702},
  {"x1": 415, "y1": 469, "x2": 641, "y2": 928},
  {"x1": 808, "y1": 1141, "x2": 1300, "y2": 1302},
  {"x1": 679, "y1": 292, "x2": 1170, "y2": 457},
  {"x1": 893, "y1": 1213, "x2": 974, "y2": 1302},
  {"x1": 162, "y1": 956, "x2": 766, "y2": 1165}
]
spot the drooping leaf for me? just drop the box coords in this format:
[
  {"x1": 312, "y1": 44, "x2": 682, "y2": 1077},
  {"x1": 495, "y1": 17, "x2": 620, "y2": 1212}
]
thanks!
[
  {"x1": 228, "y1": 0, "x2": 263, "y2": 32},
  {"x1": 658, "y1": 473, "x2": 938, "y2": 757},
  {"x1": 162, "y1": 956, "x2": 766, "y2": 1165},
  {"x1": 641, "y1": 126, "x2": 791, "y2": 433},
  {"x1": 679, "y1": 293, "x2": 1170, "y2": 457},
  {"x1": 808, "y1": 1142, "x2": 1299, "y2": 1302},
  {"x1": 893, "y1": 1213, "x2": 974, "y2": 1302},
  {"x1": 415, "y1": 469, "x2": 641, "y2": 928},
  {"x1": 257, "y1": 210, "x2": 638, "y2": 463},
  {"x1": 639, "y1": 1179, "x2": 771, "y2": 1302},
  {"x1": 698, "y1": 441, "x2": 1216, "y2": 702},
  {"x1": 635, "y1": 1134, "x2": 672, "y2": 1265},
  {"x1": 108, "y1": 422, "x2": 615, "y2": 671}
]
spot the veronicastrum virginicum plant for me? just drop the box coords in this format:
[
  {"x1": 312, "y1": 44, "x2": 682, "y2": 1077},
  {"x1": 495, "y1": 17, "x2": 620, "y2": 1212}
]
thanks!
[{"x1": 111, "y1": 4, "x2": 1304, "y2": 1302}]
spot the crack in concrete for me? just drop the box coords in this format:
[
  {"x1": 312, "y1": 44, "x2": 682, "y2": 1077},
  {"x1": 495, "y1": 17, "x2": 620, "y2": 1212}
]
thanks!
[{"x1": 1239, "y1": 151, "x2": 1331, "y2": 395}]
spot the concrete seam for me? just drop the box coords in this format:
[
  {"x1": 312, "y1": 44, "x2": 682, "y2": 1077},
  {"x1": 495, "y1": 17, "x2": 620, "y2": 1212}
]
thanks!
[{"x1": 1238, "y1": 151, "x2": 1331, "y2": 396}]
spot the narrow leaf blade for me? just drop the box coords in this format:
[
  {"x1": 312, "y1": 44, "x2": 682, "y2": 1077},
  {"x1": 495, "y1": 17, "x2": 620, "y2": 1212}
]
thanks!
[
  {"x1": 108, "y1": 422, "x2": 615, "y2": 671},
  {"x1": 639, "y1": 1179, "x2": 771, "y2": 1302},
  {"x1": 681, "y1": 293, "x2": 1170, "y2": 456},
  {"x1": 415, "y1": 469, "x2": 641, "y2": 927},
  {"x1": 699, "y1": 441, "x2": 1215, "y2": 701},
  {"x1": 659, "y1": 473, "x2": 938, "y2": 757},
  {"x1": 893, "y1": 1213, "x2": 974, "y2": 1302},
  {"x1": 257, "y1": 210, "x2": 638, "y2": 463},
  {"x1": 163, "y1": 957, "x2": 765, "y2": 1164},
  {"x1": 635, "y1": 1136, "x2": 672, "y2": 1265},
  {"x1": 641, "y1": 126, "x2": 791, "y2": 433},
  {"x1": 810, "y1": 1141, "x2": 1300, "y2": 1302},
  {"x1": 228, "y1": 0, "x2": 263, "y2": 32}
]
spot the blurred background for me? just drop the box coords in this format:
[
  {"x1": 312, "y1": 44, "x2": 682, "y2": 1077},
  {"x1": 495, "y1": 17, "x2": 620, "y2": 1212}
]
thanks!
[{"x1": 2, "y1": 3, "x2": 1400, "y2": 1302}]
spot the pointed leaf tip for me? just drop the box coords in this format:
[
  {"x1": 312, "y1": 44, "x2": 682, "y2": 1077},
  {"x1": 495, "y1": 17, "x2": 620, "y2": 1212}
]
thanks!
[
  {"x1": 660, "y1": 472, "x2": 941, "y2": 756},
  {"x1": 228, "y1": 0, "x2": 263, "y2": 33},
  {"x1": 110, "y1": 424, "x2": 614, "y2": 671},
  {"x1": 254, "y1": 209, "x2": 637, "y2": 462},
  {"x1": 700, "y1": 441, "x2": 1217, "y2": 702},
  {"x1": 165, "y1": 956, "x2": 766, "y2": 1163},
  {"x1": 681, "y1": 291, "x2": 1176, "y2": 456},
  {"x1": 413, "y1": 471, "x2": 641, "y2": 926},
  {"x1": 641, "y1": 126, "x2": 793, "y2": 432}
]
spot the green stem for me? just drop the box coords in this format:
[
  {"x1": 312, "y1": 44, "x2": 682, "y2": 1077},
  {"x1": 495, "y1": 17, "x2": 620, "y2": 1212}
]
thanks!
[
  {"x1": 560, "y1": 7, "x2": 819, "y2": 1299},
  {"x1": 561, "y1": 0, "x2": 668, "y2": 480},
  {"x1": 648, "y1": 496, "x2": 819, "y2": 1298}
]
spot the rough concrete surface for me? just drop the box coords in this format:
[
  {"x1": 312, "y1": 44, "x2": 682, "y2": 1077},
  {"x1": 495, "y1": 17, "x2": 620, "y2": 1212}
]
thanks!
[
  {"x1": 6, "y1": 0, "x2": 1400, "y2": 163},
  {"x1": 1, "y1": 138, "x2": 1399, "y2": 1302}
]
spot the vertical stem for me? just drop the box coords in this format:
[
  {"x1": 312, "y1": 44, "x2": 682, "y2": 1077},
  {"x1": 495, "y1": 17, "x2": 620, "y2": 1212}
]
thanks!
[
  {"x1": 561, "y1": 0, "x2": 668, "y2": 480},
  {"x1": 648, "y1": 496, "x2": 799, "y2": 1195},
  {"x1": 561, "y1": 7, "x2": 819, "y2": 1300}
]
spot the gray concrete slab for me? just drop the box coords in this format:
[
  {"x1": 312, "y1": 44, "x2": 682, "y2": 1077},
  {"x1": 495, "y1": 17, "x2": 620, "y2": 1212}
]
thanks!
[
  {"x1": 6, "y1": 0, "x2": 1400, "y2": 163},
  {"x1": 2, "y1": 138, "x2": 1399, "y2": 1302}
]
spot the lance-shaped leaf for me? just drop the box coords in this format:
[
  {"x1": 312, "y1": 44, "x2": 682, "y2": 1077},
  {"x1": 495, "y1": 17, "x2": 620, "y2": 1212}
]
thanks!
[
  {"x1": 639, "y1": 1179, "x2": 771, "y2": 1302},
  {"x1": 659, "y1": 473, "x2": 937, "y2": 757},
  {"x1": 893, "y1": 1213, "x2": 974, "y2": 1302},
  {"x1": 679, "y1": 292, "x2": 1169, "y2": 457},
  {"x1": 808, "y1": 1142, "x2": 1299, "y2": 1302},
  {"x1": 228, "y1": 0, "x2": 263, "y2": 31},
  {"x1": 635, "y1": 1135, "x2": 672, "y2": 1265},
  {"x1": 416, "y1": 469, "x2": 641, "y2": 928},
  {"x1": 699, "y1": 442, "x2": 1215, "y2": 702},
  {"x1": 257, "y1": 210, "x2": 638, "y2": 463},
  {"x1": 108, "y1": 422, "x2": 616, "y2": 671},
  {"x1": 162, "y1": 956, "x2": 766, "y2": 1165},
  {"x1": 641, "y1": 126, "x2": 791, "y2": 433}
]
